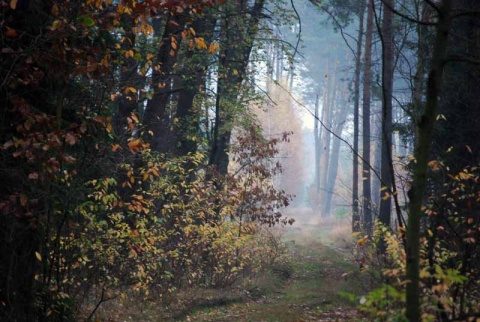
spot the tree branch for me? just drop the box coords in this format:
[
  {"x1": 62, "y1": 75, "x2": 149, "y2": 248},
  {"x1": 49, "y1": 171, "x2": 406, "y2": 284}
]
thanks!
[
  {"x1": 289, "y1": 0, "x2": 302, "y2": 61},
  {"x1": 380, "y1": 0, "x2": 437, "y2": 26},
  {"x1": 444, "y1": 54, "x2": 480, "y2": 66}
]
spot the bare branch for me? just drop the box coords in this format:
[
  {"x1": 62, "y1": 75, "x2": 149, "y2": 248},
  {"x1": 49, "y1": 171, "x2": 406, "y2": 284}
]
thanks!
[
  {"x1": 319, "y1": 7, "x2": 358, "y2": 59},
  {"x1": 424, "y1": 0, "x2": 441, "y2": 13},
  {"x1": 289, "y1": 0, "x2": 301, "y2": 61},
  {"x1": 451, "y1": 10, "x2": 480, "y2": 20},
  {"x1": 380, "y1": 0, "x2": 436, "y2": 26},
  {"x1": 444, "y1": 54, "x2": 480, "y2": 66}
]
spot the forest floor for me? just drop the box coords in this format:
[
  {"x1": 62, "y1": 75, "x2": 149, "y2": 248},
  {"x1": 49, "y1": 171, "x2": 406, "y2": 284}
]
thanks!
[
  {"x1": 97, "y1": 210, "x2": 370, "y2": 321},
  {"x1": 179, "y1": 211, "x2": 367, "y2": 322}
]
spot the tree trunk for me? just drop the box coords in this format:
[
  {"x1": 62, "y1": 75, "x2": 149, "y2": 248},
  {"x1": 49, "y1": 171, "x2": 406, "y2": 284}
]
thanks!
[
  {"x1": 406, "y1": 1, "x2": 452, "y2": 320},
  {"x1": 362, "y1": 0, "x2": 374, "y2": 232},
  {"x1": 209, "y1": 0, "x2": 266, "y2": 175},
  {"x1": 144, "y1": 13, "x2": 185, "y2": 153},
  {"x1": 319, "y1": 62, "x2": 332, "y2": 214},
  {"x1": 379, "y1": 0, "x2": 395, "y2": 227},
  {"x1": 314, "y1": 94, "x2": 321, "y2": 196},
  {"x1": 173, "y1": 14, "x2": 216, "y2": 157},
  {"x1": 113, "y1": 20, "x2": 141, "y2": 145},
  {"x1": 325, "y1": 85, "x2": 348, "y2": 215},
  {"x1": 352, "y1": 0, "x2": 366, "y2": 232}
]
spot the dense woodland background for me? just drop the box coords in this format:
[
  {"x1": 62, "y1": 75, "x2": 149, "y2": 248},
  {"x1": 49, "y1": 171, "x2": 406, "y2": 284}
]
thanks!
[{"x1": 1, "y1": 0, "x2": 480, "y2": 321}]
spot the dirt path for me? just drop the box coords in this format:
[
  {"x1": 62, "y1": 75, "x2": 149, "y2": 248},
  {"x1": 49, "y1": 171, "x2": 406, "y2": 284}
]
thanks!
[{"x1": 182, "y1": 216, "x2": 366, "y2": 321}]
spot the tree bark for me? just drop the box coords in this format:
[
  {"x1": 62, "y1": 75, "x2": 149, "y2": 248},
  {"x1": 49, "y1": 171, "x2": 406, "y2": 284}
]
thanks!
[
  {"x1": 325, "y1": 85, "x2": 348, "y2": 215},
  {"x1": 362, "y1": 0, "x2": 374, "y2": 232},
  {"x1": 173, "y1": 13, "x2": 216, "y2": 157},
  {"x1": 144, "y1": 13, "x2": 185, "y2": 153},
  {"x1": 314, "y1": 94, "x2": 321, "y2": 196},
  {"x1": 379, "y1": 0, "x2": 395, "y2": 227},
  {"x1": 406, "y1": 1, "x2": 452, "y2": 320},
  {"x1": 319, "y1": 61, "x2": 332, "y2": 214},
  {"x1": 352, "y1": 0, "x2": 366, "y2": 232},
  {"x1": 209, "y1": 0, "x2": 266, "y2": 175}
]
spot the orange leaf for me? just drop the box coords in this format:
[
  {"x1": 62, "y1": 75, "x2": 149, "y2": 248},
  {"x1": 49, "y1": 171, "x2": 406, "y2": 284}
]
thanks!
[
  {"x1": 20, "y1": 194, "x2": 28, "y2": 207},
  {"x1": 125, "y1": 50, "x2": 134, "y2": 58},
  {"x1": 10, "y1": 0, "x2": 17, "y2": 9},
  {"x1": 5, "y1": 27, "x2": 18, "y2": 37},
  {"x1": 208, "y1": 43, "x2": 216, "y2": 54},
  {"x1": 51, "y1": 3, "x2": 59, "y2": 16},
  {"x1": 428, "y1": 160, "x2": 439, "y2": 171},
  {"x1": 127, "y1": 138, "x2": 142, "y2": 151},
  {"x1": 112, "y1": 144, "x2": 122, "y2": 152}
]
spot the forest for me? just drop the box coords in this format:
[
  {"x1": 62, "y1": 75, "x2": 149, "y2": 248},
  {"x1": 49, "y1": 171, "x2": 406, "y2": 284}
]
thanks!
[{"x1": 1, "y1": 0, "x2": 480, "y2": 321}]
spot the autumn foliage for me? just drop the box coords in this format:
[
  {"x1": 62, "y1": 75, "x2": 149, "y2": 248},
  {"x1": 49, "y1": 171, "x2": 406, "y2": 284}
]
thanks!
[{"x1": 0, "y1": 0, "x2": 293, "y2": 320}]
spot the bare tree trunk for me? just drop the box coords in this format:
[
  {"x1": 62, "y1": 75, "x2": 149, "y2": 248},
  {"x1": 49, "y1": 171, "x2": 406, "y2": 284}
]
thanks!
[
  {"x1": 314, "y1": 94, "x2": 321, "y2": 196},
  {"x1": 352, "y1": 0, "x2": 366, "y2": 232},
  {"x1": 379, "y1": 0, "x2": 395, "y2": 227},
  {"x1": 406, "y1": 1, "x2": 452, "y2": 320},
  {"x1": 362, "y1": 0, "x2": 374, "y2": 232},
  {"x1": 209, "y1": 0, "x2": 266, "y2": 175},
  {"x1": 319, "y1": 61, "x2": 332, "y2": 214},
  {"x1": 325, "y1": 86, "x2": 348, "y2": 215}
]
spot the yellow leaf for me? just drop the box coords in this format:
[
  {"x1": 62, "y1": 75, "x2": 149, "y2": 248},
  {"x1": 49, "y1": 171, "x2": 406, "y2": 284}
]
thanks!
[
  {"x1": 382, "y1": 192, "x2": 390, "y2": 201},
  {"x1": 419, "y1": 268, "x2": 430, "y2": 278},
  {"x1": 195, "y1": 37, "x2": 207, "y2": 50},
  {"x1": 150, "y1": 168, "x2": 160, "y2": 177},
  {"x1": 35, "y1": 252, "x2": 42, "y2": 262},
  {"x1": 357, "y1": 237, "x2": 368, "y2": 246},
  {"x1": 10, "y1": 0, "x2": 17, "y2": 9},
  {"x1": 125, "y1": 86, "x2": 137, "y2": 94},
  {"x1": 130, "y1": 113, "x2": 139, "y2": 123},
  {"x1": 458, "y1": 172, "x2": 471, "y2": 180}
]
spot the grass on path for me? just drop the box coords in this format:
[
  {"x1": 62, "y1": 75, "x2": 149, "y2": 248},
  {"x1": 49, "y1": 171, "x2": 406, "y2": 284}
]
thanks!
[{"x1": 183, "y1": 213, "x2": 368, "y2": 322}]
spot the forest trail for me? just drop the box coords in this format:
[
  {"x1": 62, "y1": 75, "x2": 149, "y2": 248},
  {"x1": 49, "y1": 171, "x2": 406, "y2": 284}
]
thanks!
[{"x1": 180, "y1": 212, "x2": 366, "y2": 322}]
